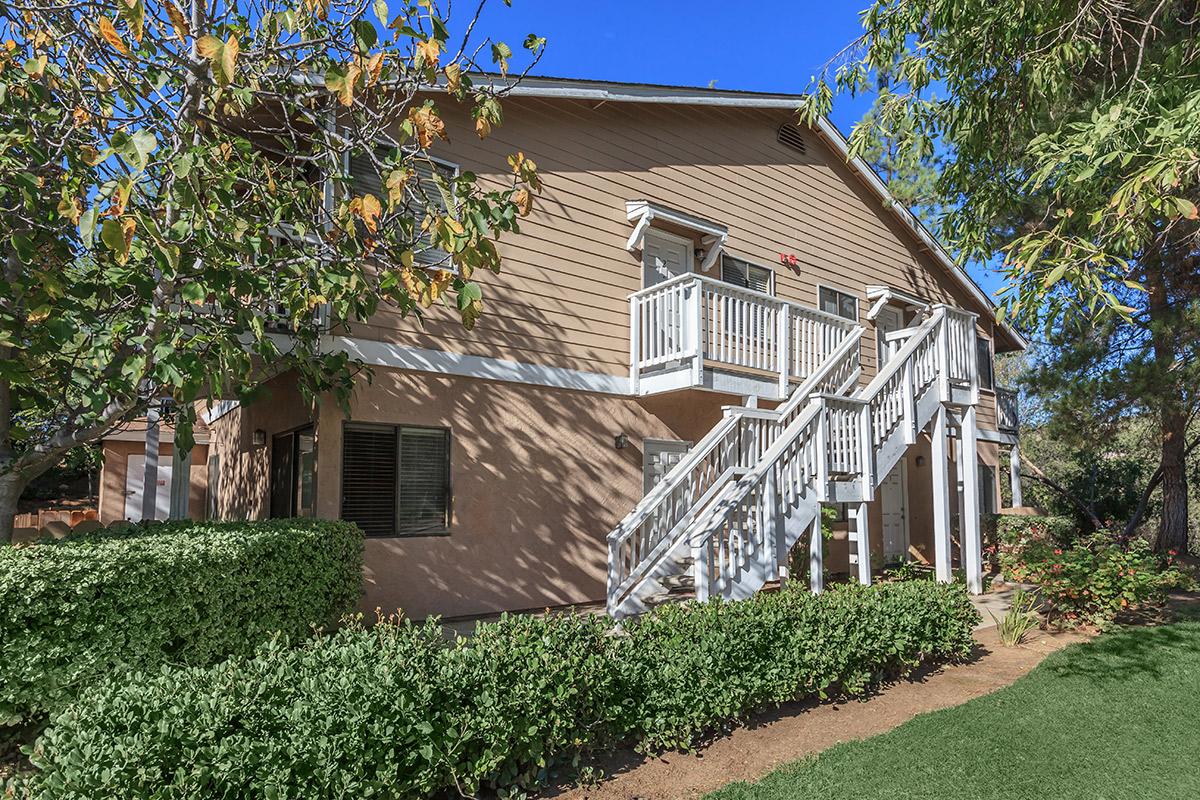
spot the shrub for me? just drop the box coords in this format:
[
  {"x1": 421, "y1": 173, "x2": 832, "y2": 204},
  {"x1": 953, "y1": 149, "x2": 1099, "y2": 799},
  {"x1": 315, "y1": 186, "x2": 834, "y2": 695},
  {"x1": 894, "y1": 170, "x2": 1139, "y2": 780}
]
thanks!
[
  {"x1": 0, "y1": 519, "x2": 363, "y2": 728},
  {"x1": 18, "y1": 582, "x2": 978, "y2": 799},
  {"x1": 991, "y1": 589, "x2": 1039, "y2": 646},
  {"x1": 1001, "y1": 532, "x2": 1193, "y2": 628}
]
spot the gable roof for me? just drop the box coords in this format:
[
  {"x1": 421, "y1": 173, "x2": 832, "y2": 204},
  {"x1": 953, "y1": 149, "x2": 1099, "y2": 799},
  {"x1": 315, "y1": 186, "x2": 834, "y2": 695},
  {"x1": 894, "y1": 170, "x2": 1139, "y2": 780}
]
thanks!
[{"x1": 487, "y1": 75, "x2": 1028, "y2": 351}]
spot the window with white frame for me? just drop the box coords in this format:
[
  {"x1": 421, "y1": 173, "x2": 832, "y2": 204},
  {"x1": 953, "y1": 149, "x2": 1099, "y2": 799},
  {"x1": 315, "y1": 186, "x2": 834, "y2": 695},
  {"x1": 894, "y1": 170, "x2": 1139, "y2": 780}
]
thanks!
[
  {"x1": 341, "y1": 423, "x2": 451, "y2": 537},
  {"x1": 721, "y1": 254, "x2": 773, "y2": 294},
  {"x1": 347, "y1": 147, "x2": 459, "y2": 266},
  {"x1": 818, "y1": 286, "x2": 858, "y2": 321}
]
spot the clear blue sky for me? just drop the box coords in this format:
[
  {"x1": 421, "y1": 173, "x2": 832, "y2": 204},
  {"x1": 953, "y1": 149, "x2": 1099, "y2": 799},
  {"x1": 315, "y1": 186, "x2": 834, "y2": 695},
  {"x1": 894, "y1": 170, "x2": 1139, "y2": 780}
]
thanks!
[{"x1": 465, "y1": 0, "x2": 1004, "y2": 300}]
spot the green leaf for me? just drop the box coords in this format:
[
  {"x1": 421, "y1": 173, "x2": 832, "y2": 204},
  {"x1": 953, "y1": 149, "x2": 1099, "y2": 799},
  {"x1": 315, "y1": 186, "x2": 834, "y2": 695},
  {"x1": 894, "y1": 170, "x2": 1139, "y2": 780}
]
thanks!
[{"x1": 79, "y1": 207, "x2": 98, "y2": 248}]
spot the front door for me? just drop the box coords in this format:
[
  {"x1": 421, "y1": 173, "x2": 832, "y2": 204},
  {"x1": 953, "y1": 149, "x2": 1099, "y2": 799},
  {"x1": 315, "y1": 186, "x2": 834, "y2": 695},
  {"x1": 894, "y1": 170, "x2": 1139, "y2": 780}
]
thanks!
[
  {"x1": 270, "y1": 426, "x2": 316, "y2": 518},
  {"x1": 643, "y1": 438, "x2": 691, "y2": 495},
  {"x1": 875, "y1": 305, "x2": 904, "y2": 367},
  {"x1": 880, "y1": 459, "x2": 908, "y2": 563},
  {"x1": 124, "y1": 454, "x2": 172, "y2": 522},
  {"x1": 642, "y1": 231, "x2": 692, "y2": 287}
]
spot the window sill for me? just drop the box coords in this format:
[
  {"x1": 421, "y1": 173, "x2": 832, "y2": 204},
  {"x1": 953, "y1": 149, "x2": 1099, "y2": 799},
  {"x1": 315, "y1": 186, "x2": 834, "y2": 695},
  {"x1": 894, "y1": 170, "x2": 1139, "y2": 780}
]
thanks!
[{"x1": 366, "y1": 529, "x2": 451, "y2": 540}]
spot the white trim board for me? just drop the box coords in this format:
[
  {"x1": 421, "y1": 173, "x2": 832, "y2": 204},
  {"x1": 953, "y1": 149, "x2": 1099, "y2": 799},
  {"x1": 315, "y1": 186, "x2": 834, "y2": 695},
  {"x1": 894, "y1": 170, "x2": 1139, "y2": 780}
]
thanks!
[
  {"x1": 331, "y1": 337, "x2": 631, "y2": 395},
  {"x1": 201, "y1": 399, "x2": 240, "y2": 425}
]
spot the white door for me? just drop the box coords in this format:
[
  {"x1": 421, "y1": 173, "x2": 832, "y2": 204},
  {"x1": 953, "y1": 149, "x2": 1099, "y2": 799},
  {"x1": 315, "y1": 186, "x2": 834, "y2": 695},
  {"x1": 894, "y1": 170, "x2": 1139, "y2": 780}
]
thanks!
[
  {"x1": 643, "y1": 439, "x2": 691, "y2": 495},
  {"x1": 642, "y1": 231, "x2": 692, "y2": 287},
  {"x1": 876, "y1": 305, "x2": 904, "y2": 367},
  {"x1": 880, "y1": 460, "x2": 908, "y2": 562},
  {"x1": 124, "y1": 454, "x2": 172, "y2": 522}
]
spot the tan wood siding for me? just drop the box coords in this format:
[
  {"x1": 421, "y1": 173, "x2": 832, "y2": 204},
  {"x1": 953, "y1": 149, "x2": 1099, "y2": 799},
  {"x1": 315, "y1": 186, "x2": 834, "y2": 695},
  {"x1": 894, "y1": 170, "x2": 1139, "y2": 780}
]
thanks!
[{"x1": 351, "y1": 97, "x2": 1001, "y2": 384}]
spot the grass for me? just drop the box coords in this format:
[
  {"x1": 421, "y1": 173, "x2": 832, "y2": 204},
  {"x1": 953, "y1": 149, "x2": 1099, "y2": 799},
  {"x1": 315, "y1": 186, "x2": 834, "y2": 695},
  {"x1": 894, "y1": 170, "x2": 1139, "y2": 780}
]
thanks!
[{"x1": 709, "y1": 621, "x2": 1200, "y2": 800}]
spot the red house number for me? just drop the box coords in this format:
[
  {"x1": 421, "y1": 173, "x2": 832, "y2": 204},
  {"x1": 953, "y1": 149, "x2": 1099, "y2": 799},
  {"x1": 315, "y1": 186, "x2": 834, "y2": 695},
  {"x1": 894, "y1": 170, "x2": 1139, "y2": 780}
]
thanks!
[{"x1": 779, "y1": 253, "x2": 800, "y2": 269}]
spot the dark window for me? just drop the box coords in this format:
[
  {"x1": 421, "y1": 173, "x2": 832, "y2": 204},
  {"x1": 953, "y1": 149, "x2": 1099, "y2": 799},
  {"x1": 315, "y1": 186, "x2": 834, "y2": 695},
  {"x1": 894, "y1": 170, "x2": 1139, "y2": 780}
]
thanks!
[
  {"x1": 341, "y1": 424, "x2": 450, "y2": 537},
  {"x1": 270, "y1": 427, "x2": 316, "y2": 519},
  {"x1": 721, "y1": 254, "x2": 772, "y2": 294},
  {"x1": 976, "y1": 335, "x2": 994, "y2": 390},
  {"x1": 819, "y1": 286, "x2": 858, "y2": 321}
]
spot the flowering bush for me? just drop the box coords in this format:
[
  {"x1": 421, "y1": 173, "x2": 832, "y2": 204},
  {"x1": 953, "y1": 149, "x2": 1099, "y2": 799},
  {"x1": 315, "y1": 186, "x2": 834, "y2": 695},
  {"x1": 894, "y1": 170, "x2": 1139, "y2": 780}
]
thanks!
[{"x1": 1002, "y1": 532, "x2": 1193, "y2": 628}]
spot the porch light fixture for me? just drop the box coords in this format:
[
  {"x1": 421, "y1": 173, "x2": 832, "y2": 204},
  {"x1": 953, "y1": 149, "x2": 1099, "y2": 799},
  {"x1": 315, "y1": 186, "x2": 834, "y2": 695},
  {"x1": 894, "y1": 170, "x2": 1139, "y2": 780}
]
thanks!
[
  {"x1": 252, "y1": 428, "x2": 267, "y2": 446},
  {"x1": 916, "y1": 455, "x2": 926, "y2": 467},
  {"x1": 613, "y1": 433, "x2": 630, "y2": 450}
]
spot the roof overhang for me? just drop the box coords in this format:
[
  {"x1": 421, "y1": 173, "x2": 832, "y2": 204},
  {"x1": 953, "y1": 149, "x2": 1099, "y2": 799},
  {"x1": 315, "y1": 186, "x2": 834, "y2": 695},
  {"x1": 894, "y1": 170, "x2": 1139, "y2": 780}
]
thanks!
[
  {"x1": 865, "y1": 285, "x2": 931, "y2": 320},
  {"x1": 625, "y1": 200, "x2": 728, "y2": 273},
  {"x1": 483, "y1": 75, "x2": 1028, "y2": 351}
]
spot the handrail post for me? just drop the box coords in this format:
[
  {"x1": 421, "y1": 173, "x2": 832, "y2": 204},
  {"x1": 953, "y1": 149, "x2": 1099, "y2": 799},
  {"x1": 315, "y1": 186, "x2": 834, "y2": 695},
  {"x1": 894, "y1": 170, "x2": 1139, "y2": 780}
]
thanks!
[
  {"x1": 968, "y1": 314, "x2": 980, "y2": 405},
  {"x1": 765, "y1": 465, "x2": 782, "y2": 582},
  {"x1": 936, "y1": 313, "x2": 950, "y2": 403},
  {"x1": 777, "y1": 306, "x2": 790, "y2": 399},
  {"x1": 859, "y1": 400, "x2": 874, "y2": 501},
  {"x1": 814, "y1": 397, "x2": 829, "y2": 501},
  {"x1": 692, "y1": 531, "x2": 710, "y2": 602},
  {"x1": 689, "y1": 278, "x2": 704, "y2": 386},
  {"x1": 629, "y1": 294, "x2": 641, "y2": 396},
  {"x1": 902, "y1": 357, "x2": 916, "y2": 444}
]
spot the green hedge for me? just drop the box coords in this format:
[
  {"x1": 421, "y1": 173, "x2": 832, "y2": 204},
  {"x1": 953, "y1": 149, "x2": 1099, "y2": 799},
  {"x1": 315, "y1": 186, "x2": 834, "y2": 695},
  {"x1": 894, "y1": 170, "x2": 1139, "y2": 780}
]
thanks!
[
  {"x1": 0, "y1": 519, "x2": 363, "y2": 727},
  {"x1": 20, "y1": 582, "x2": 977, "y2": 799}
]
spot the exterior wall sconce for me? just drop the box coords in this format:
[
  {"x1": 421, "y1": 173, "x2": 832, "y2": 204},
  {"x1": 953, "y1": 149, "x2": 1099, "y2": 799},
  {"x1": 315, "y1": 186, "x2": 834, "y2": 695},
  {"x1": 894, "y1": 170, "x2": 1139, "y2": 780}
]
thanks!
[
  {"x1": 916, "y1": 455, "x2": 926, "y2": 467},
  {"x1": 613, "y1": 433, "x2": 630, "y2": 450},
  {"x1": 252, "y1": 429, "x2": 267, "y2": 446}
]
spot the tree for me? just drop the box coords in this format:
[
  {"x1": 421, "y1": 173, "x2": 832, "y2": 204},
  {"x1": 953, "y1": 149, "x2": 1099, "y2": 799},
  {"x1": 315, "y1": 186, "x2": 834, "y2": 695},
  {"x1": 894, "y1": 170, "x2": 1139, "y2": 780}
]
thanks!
[
  {"x1": 802, "y1": 1, "x2": 1200, "y2": 553},
  {"x1": 0, "y1": 0, "x2": 545, "y2": 541},
  {"x1": 856, "y1": 88, "x2": 944, "y2": 230}
]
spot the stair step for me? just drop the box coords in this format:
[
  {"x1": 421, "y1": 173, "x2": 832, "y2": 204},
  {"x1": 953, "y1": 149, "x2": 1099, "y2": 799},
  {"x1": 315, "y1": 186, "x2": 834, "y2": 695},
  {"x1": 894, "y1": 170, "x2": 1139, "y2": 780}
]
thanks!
[
  {"x1": 643, "y1": 587, "x2": 695, "y2": 607},
  {"x1": 659, "y1": 573, "x2": 695, "y2": 590}
]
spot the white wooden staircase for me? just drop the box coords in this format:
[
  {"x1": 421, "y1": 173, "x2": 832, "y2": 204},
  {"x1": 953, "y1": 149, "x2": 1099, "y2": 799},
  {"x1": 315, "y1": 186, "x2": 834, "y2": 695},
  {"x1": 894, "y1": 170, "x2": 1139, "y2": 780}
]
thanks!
[{"x1": 607, "y1": 304, "x2": 981, "y2": 618}]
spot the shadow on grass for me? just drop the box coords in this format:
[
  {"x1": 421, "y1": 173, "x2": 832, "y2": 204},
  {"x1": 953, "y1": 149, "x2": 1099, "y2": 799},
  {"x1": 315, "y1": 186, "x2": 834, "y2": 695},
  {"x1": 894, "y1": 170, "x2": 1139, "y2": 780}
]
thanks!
[{"x1": 1046, "y1": 612, "x2": 1200, "y2": 684}]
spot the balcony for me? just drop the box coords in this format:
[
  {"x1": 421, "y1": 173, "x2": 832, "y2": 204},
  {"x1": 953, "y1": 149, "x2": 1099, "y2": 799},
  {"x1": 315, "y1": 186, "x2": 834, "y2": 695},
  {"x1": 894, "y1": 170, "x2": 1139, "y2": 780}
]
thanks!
[{"x1": 629, "y1": 273, "x2": 860, "y2": 399}]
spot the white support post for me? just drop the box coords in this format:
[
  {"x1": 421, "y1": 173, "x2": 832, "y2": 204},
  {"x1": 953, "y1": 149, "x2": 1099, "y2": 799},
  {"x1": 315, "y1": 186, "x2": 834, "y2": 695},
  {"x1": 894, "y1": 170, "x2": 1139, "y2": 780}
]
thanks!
[
  {"x1": 777, "y1": 308, "x2": 790, "y2": 398},
  {"x1": 961, "y1": 405, "x2": 983, "y2": 594},
  {"x1": 141, "y1": 403, "x2": 161, "y2": 522},
  {"x1": 628, "y1": 295, "x2": 640, "y2": 396},
  {"x1": 931, "y1": 404, "x2": 953, "y2": 583},
  {"x1": 168, "y1": 445, "x2": 191, "y2": 520},
  {"x1": 689, "y1": 282, "x2": 704, "y2": 386},
  {"x1": 809, "y1": 510, "x2": 824, "y2": 594},
  {"x1": 855, "y1": 500, "x2": 872, "y2": 585},
  {"x1": 1010, "y1": 444, "x2": 1024, "y2": 508}
]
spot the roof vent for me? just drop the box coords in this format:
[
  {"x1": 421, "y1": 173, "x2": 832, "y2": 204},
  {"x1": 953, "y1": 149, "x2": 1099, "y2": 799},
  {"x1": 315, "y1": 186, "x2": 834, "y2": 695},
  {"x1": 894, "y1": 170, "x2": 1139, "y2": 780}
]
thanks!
[{"x1": 777, "y1": 123, "x2": 807, "y2": 156}]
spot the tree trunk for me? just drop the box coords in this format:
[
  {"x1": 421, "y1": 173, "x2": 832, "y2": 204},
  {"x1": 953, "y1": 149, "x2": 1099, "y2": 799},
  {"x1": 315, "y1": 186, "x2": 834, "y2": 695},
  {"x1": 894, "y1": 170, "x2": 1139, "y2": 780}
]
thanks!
[
  {"x1": 1156, "y1": 405, "x2": 1190, "y2": 553},
  {"x1": 1145, "y1": 263, "x2": 1191, "y2": 554},
  {"x1": 0, "y1": 473, "x2": 24, "y2": 544}
]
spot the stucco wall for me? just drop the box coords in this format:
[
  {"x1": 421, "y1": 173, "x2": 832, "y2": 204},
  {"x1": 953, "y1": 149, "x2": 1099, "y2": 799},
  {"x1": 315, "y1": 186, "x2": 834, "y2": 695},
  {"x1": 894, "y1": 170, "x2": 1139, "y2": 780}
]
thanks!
[{"x1": 312, "y1": 366, "x2": 732, "y2": 620}]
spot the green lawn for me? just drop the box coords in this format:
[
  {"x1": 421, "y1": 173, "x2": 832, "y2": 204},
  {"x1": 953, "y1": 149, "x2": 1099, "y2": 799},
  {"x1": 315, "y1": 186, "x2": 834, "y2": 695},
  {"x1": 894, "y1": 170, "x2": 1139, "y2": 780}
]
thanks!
[{"x1": 709, "y1": 621, "x2": 1200, "y2": 800}]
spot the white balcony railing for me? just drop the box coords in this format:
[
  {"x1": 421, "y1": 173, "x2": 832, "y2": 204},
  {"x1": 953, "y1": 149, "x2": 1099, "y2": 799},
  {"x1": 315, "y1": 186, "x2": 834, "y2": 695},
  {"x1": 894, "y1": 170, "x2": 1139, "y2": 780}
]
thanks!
[{"x1": 629, "y1": 273, "x2": 859, "y2": 396}]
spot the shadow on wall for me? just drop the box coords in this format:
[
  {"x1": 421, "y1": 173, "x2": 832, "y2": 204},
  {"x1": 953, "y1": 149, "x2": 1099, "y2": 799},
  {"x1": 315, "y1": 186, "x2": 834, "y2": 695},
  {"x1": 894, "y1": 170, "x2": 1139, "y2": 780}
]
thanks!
[{"x1": 323, "y1": 367, "x2": 731, "y2": 622}]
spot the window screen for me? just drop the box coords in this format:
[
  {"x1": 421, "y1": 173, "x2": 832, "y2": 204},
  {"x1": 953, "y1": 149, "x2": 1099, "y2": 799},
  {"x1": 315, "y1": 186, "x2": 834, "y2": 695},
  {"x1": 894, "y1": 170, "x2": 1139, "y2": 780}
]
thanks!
[
  {"x1": 341, "y1": 424, "x2": 450, "y2": 537},
  {"x1": 819, "y1": 286, "x2": 858, "y2": 321},
  {"x1": 976, "y1": 335, "x2": 994, "y2": 390},
  {"x1": 721, "y1": 255, "x2": 772, "y2": 294}
]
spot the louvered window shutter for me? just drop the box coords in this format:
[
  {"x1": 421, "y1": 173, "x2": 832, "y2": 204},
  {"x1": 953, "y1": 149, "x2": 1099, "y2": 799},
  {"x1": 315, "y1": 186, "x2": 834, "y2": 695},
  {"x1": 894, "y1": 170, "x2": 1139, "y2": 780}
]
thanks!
[
  {"x1": 346, "y1": 151, "x2": 457, "y2": 267},
  {"x1": 341, "y1": 425, "x2": 398, "y2": 537}
]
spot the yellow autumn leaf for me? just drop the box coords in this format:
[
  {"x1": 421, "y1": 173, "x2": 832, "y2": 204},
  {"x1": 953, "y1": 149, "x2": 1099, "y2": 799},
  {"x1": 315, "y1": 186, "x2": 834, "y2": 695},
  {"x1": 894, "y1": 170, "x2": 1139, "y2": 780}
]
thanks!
[
  {"x1": 164, "y1": 1, "x2": 190, "y2": 40},
  {"x1": 408, "y1": 105, "x2": 446, "y2": 149},
  {"x1": 444, "y1": 62, "x2": 461, "y2": 94},
  {"x1": 98, "y1": 18, "x2": 128, "y2": 55},
  {"x1": 475, "y1": 114, "x2": 491, "y2": 139},
  {"x1": 359, "y1": 193, "x2": 382, "y2": 233},
  {"x1": 222, "y1": 35, "x2": 238, "y2": 85},
  {"x1": 415, "y1": 38, "x2": 441, "y2": 69},
  {"x1": 365, "y1": 51, "x2": 385, "y2": 86},
  {"x1": 514, "y1": 188, "x2": 532, "y2": 217},
  {"x1": 384, "y1": 168, "x2": 411, "y2": 211}
]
